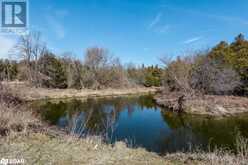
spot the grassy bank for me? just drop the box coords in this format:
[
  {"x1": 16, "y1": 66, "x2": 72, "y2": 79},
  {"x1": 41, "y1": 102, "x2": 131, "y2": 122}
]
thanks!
[
  {"x1": 0, "y1": 95, "x2": 167, "y2": 164},
  {"x1": 1, "y1": 84, "x2": 248, "y2": 164},
  {"x1": 2, "y1": 128, "x2": 248, "y2": 164},
  {"x1": 1, "y1": 133, "x2": 247, "y2": 165},
  {"x1": 1, "y1": 133, "x2": 169, "y2": 165},
  {"x1": 3, "y1": 81, "x2": 158, "y2": 101}
]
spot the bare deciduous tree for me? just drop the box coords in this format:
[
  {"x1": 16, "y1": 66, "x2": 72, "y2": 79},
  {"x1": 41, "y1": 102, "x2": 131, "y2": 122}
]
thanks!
[
  {"x1": 191, "y1": 55, "x2": 241, "y2": 95},
  {"x1": 61, "y1": 53, "x2": 84, "y2": 89},
  {"x1": 160, "y1": 55, "x2": 195, "y2": 97},
  {"x1": 82, "y1": 47, "x2": 129, "y2": 89},
  {"x1": 18, "y1": 31, "x2": 47, "y2": 87}
]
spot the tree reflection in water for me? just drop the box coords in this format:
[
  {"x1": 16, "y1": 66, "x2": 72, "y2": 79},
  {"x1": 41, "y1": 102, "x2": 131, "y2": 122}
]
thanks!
[
  {"x1": 37, "y1": 95, "x2": 158, "y2": 142},
  {"x1": 35, "y1": 95, "x2": 248, "y2": 154}
]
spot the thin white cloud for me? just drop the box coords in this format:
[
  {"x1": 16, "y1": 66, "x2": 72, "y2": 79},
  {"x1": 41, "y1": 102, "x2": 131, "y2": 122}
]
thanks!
[
  {"x1": 156, "y1": 24, "x2": 171, "y2": 33},
  {"x1": 0, "y1": 36, "x2": 17, "y2": 59},
  {"x1": 209, "y1": 14, "x2": 248, "y2": 26},
  {"x1": 162, "y1": 5, "x2": 248, "y2": 26},
  {"x1": 148, "y1": 12, "x2": 163, "y2": 29},
  {"x1": 143, "y1": 47, "x2": 150, "y2": 52},
  {"x1": 183, "y1": 36, "x2": 202, "y2": 44},
  {"x1": 45, "y1": 8, "x2": 69, "y2": 39},
  {"x1": 55, "y1": 9, "x2": 69, "y2": 18},
  {"x1": 46, "y1": 15, "x2": 66, "y2": 39}
]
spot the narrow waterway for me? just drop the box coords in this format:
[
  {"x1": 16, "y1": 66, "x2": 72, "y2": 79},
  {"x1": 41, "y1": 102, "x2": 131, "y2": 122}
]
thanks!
[{"x1": 32, "y1": 95, "x2": 248, "y2": 154}]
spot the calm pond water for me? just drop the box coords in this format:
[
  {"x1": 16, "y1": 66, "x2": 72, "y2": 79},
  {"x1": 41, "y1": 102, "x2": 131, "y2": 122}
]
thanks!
[{"x1": 33, "y1": 95, "x2": 248, "y2": 154}]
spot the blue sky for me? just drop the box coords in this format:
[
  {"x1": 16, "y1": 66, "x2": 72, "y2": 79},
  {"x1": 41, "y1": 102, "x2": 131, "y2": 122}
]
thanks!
[{"x1": 1, "y1": 0, "x2": 248, "y2": 65}]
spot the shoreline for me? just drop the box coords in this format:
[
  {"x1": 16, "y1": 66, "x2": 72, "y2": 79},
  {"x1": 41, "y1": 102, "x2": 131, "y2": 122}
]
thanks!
[
  {"x1": 5, "y1": 82, "x2": 248, "y2": 117},
  {"x1": 1, "y1": 97, "x2": 247, "y2": 165},
  {"x1": 155, "y1": 92, "x2": 248, "y2": 117},
  {"x1": 4, "y1": 82, "x2": 159, "y2": 101},
  {"x1": 1, "y1": 83, "x2": 248, "y2": 164}
]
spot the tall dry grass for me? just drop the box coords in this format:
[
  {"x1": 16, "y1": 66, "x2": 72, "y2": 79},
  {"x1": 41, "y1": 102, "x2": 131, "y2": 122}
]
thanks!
[
  {"x1": 164, "y1": 134, "x2": 248, "y2": 165},
  {"x1": 1, "y1": 82, "x2": 248, "y2": 164},
  {"x1": 0, "y1": 82, "x2": 40, "y2": 136}
]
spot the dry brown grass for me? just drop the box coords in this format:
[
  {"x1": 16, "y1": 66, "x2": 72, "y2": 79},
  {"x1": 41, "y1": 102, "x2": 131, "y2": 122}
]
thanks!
[
  {"x1": 3, "y1": 81, "x2": 158, "y2": 101},
  {"x1": 0, "y1": 82, "x2": 42, "y2": 136},
  {"x1": 0, "y1": 96, "x2": 46, "y2": 138},
  {"x1": 1, "y1": 82, "x2": 248, "y2": 165},
  {"x1": 164, "y1": 134, "x2": 248, "y2": 165},
  {"x1": 155, "y1": 91, "x2": 248, "y2": 117},
  {"x1": 1, "y1": 132, "x2": 248, "y2": 165},
  {"x1": 0, "y1": 104, "x2": 39, "y2": 136},
  {"x1": 0, "y1": 133, "x2": 170, "y2": 165}
]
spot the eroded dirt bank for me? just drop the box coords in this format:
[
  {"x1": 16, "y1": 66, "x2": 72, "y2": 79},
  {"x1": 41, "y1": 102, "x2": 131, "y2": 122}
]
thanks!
[{"x1": 155, "y1": 92, "x2": 248, "y2": 117}]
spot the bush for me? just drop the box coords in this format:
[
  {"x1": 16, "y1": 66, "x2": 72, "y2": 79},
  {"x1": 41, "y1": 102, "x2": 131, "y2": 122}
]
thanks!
[
  {"x1": 127, "y1": 64, "x2": 145, "y2": 86},
  {"x1": 161, "y1": 56, "x2": 194, "y2": 94},
  {"x1": 144, "y1": 66, "x2": 162, "y2": 87},
  {"x1": 38, "y1": 53, "x2": 67, "y2": 89},
  {"x1": 83, "y1": 47, "x2": 129, "y2": 89},
  {"x1": 191, "y1": 55, "x2": 241, "y2": 95},
  {"x1": 0, "y1": 60, "x2": 18, "y2": 81},
  {"x1": 208, "y1": 34, "x2": 248, "y2": 94},
  {"x1": 61, "y1": 56, "x2": 84, "y2": 89}
]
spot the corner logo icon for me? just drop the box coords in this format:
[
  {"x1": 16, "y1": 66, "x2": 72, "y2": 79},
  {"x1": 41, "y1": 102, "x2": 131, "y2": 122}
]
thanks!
[{"x1": 1, "y1": 0, "x2": 28, "y2": 34}]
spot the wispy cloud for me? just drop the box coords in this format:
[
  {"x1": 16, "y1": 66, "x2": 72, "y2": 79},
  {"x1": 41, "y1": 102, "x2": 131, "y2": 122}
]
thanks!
[
  {"x1": 148, "y1": 12, "x2": 163, "y2": 29},
  {"x1": 0, "y1": 36, "x2": 17, "y2": 59},
  {"x1": 209, "y1": 14, "x2": 248, "y2": 26},
  {"x1": 148, "y1": 12, "x2": 171, "y2": 34},
  {"x1": 156, "y1": 24, "x2": 171, "y2": 33},
  {"x1": 183, "y1": 36, "x2": 202, "y2": 44},
  {"x1": 46, "y1": 15, "x2": 66, "y2": 39},
  {"x1": 143, "y1": 47, "x2": 150, "y2": 52},
  {"x1": 54, "y1": 9, "x2": 69, "y2": 18},
  {"x1": 45, "y1": 8, "x2": 69, "y2": 39},
  {"x1": 162, "y1": 5, "x2": 248, "y2": 26}
]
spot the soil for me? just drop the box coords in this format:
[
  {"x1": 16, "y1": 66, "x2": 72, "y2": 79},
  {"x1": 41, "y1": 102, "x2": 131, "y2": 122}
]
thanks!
[{"x1": 155, "y1": 92, "x2": 248, "y2": 117}]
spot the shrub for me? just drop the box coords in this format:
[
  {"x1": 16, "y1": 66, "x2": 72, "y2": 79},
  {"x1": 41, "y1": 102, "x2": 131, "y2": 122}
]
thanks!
[
  {"x1": 143, "y1": 65, "x2": 162, "y2": 87},
  {"x1": 208, "y1": 34, "x2": 248, "y2": 95},
  {"x1": 83, "y1": 47, "x2": 129, "y2": 89},
  {"x1": 161, "y1": 56, "x2": 194, "y2": 94},
  {"x1": 191, "y1": 55, "x2": 241, "y2": 95},
  {"x1": 38, "y1": 53, "x2": 67, "y2": 89},
  {"x1": 0, "y1": 60, "x2": 18, "y2": 81}
]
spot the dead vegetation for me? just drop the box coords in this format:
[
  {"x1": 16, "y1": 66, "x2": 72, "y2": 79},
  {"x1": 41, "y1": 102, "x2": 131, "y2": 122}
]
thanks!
[
  {"x1": 1, "y1": 130, "x2": 248, "y2": 164},
  {"x1": 0, "y1": 83, "x2": 43, "y2": 137},
  {"x1": 0, "y1": 82, "x2": 23, "y2": 106},
  {"x1": 3, "y1": 81, "x2": 158, "y2": 101},
  {"x1": 1, "y1": 83, "x2": 248, "y2": 164},
  {"x1": 157, "y1": 49, "x2": 247, "y2": 115},
  {"x1": 0, "y1": 133, "x2": 169, "y2": 165},
  {"x1": 155, "y1": 92, "x2": 248, "y2": 116}
]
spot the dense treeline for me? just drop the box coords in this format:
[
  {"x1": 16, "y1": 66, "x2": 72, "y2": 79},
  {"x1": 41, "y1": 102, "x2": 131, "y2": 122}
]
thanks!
[
  {"x1": 0, "y1": 32, "x2": 162, "y2": 89},
  {"x1": 1, "y1": 32, "x2": 248, "y2": 94},
  {"x1": 162, "y1": 34, "x2": 248, "y2": 96}
]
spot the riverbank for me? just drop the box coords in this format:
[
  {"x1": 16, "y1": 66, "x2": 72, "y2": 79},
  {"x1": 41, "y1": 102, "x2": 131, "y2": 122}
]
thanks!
[
  {"x1": 0, "y1": 98, "x2": 167, "y2": 164},
  {"x1": 3, "y1": 81, "x2": 158, "y2": 101},
  {"x1": 1, "y1": 84, "x2": 248, "y2": 164},
  {"x1": 1, "y1": 100, "x2": 246, "y2": 165},
  {"x1": 155, "y1": 92, "x2": 248, "y2": 117},
  {"x1": 2, "y1": 132, "x2": 247, "y2": 165},
  {"x1": 0, "y1": 101, "x2": 194, "y2": 165}
]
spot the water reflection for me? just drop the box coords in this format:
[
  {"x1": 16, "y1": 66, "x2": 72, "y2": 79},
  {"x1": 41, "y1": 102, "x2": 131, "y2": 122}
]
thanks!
[{"x1": 34, "y1": 95, "x2": 248, "y2": 154}]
